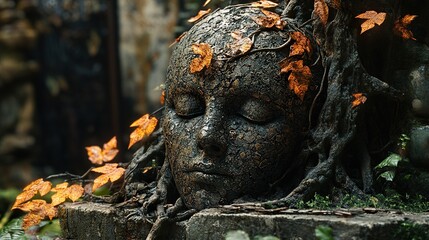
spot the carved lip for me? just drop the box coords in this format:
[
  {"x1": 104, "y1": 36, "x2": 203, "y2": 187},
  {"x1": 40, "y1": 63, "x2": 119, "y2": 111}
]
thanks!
[{"x1": 184, "y1": 162, "x2": 232, "y2": 177}]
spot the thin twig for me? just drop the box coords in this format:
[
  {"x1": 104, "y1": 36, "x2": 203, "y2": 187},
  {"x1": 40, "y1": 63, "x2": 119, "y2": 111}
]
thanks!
[
  {"x1": 308, "y1": 59, "x2": 329, "y2": 129},
  {"x1": 248, "y1": 36, "x2": 292, "y2": 54}
]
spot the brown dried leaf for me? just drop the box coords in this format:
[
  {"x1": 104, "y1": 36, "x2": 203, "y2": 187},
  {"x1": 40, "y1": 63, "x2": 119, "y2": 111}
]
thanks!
[
  {"x1": 85, "y1": 136, "x2": 119, "y2": 165},
  {"x1": 280, "y1": 59, "x2": 312, "y2": 101},
  {"x1": 13, "y1": 179, "x2": 52, "y2": 209},
  {"x1": 229, "y1": 31, "x2": 253, "y2": 55},
  {"x1": 15, "y1": 200, "x2": 57, "y2": 230},
  {"x1": 128, "y1": 114, "x2": 158, "y2": 149},
  {"x1": 51, "y1": 183, "x2": 84, "y2": 206},
  {"x1": 352, "y1": 93, "x2": 367, "y2": 108},
  {"x1": 355, "y1": 11, "x2": 386, "y2": 34},
  {"x1": 188, "y1": 9, "x2": 211, "y2": 23},
  {"x1": 250, "y1": 0, "x2": 278, "y2": 8},
  {"x1": 393, "y1": 15, "x2": 417, "y2": 40},
  {"x1": 91, "y1": 163, "x2": 125, "y2": 192},
  {"x1": 189, "y1": 43, "x2": 213, "y2": 73},
  {"x1": 289, "y1": 31, "x2": 312, "y2": 57},
  {"x1": 253, "y1": 9, "x2": 286, "y2": 30},
  {"x1": 314, "y1": 0, "x2": 329, "y2": 25}
]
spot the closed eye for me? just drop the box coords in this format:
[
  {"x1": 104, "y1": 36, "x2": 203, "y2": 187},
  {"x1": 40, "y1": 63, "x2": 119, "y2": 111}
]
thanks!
[
  {"x1": 238, "y1": 98, "x2": 277, "y2": 124},
  {"x1": 173, "y1": 94, "x2": 205, "y2": 119}
]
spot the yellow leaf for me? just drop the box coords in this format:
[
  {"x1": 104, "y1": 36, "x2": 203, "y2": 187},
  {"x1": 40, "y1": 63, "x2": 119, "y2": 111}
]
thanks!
[
  {"x1": 355, "y1": 11, "x2": 386, "y2": 34},
  {"x1": 15, "y1": 200, "x2": 57, "y2": 230},
  {"x1": 13, "y1": 179, "x2": 52, "y2": 209},
  {"x1": 189, "y1": 43, "x2": 213, "y2": 73},
  {"x1": 188, "y1": 9, "x2": 211, "y2": 23},
  {"x1": 51, "y1": 183, "x2": 84, "y2": 206},
  {"x1": 85, "y1": 136, "x2": 119, "y2": 165},
  {"x1": 91, "y1": 163, "x2": 125, "y2": 192},
  {"x1": 128, "y1": 114, "x2": 158, "y2": 149}
]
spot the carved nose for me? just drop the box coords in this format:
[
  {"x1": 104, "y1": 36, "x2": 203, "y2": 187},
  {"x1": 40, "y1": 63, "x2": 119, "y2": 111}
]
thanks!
[{"x1": 197, "y1": 111, "x2": 227, "y2": 157}]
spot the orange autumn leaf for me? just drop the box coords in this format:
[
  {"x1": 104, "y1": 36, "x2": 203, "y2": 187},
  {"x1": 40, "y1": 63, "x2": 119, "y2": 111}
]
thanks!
[
  {"x1": 253, "y1": 9, "x2": 286, "y2": 30},
  {"x1": 329, "y1": 0, "x2": 341, "y2": 9},
  {"x1": 128, "y1": 114, "x2": 158, "y2": 149},
  {"x1": 229, "y1": 30, "x2": 253, "y2": 55},
  {"x1": 85, "y1": 136, "x2": 119, "y2": 165},
  {"x1": 189, "y1": 43, "x2": 213, "y2": 73},
  {"x1": 160, "y1": 90, "x2": 165, "y2": 105},
  {"x1": 280, "y1": 59, "x2": 312, "y2": 101},
  {"x1": 203, "y1": 0, "x2": 211, "y2": 7},
  {"x1": 355, "y1": 11, "x2": 386, "y2": 34},
  {"x1": 250, "y1": 0, "x2": 278, "y2": 8},
  {"x1": 188, "y1": 9, "x2": 211, "y2": 23},
  {"x1": 14, "y1": 199, "x2": 57, "y2": 230},
  {"x1": 352, "y1": 93, "x2": 367, "y2": 108},
  {"x1": 12, "y1": 178, "x2": 52, "y2": 209},
  {"x1": 393, "y1": 15, "x2": 417, "y2": 40},
  {"x1": 314, "y1": 0, "x2": 329, "y2": 26},
  {"x1": 289, "y1": 31, "x2": 312, "y2": 57},
  {"x1": 91, "y1": 163, "x2": 125, "y2": 192},
  {"x1": 51, "y1": 182, "x2": 84, "y2": 206}
]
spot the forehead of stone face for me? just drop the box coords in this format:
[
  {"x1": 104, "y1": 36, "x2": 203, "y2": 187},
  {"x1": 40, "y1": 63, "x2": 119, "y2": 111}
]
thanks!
[{"x1": 167, "y1": 7, "x2": 295, "y2": 100}]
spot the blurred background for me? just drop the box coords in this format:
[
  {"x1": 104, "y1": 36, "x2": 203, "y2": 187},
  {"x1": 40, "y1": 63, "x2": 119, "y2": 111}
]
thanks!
[{"x1": 0, "y1": 0, "x2": 254, "y2": 194}]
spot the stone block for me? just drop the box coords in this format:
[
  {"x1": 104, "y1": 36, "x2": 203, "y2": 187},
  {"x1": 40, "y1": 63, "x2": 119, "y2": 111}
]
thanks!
[{"x1": 59, "y1": 202, "x2": 429, "y2": 239}]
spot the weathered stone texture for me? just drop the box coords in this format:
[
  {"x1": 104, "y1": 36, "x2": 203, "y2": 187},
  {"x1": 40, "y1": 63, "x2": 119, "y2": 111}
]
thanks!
[{"x1": 60, "y1": 202, "x2": 429, "y2": 239}]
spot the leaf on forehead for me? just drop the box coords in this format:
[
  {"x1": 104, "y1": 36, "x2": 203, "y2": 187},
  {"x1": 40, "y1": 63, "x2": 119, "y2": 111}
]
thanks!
[
  {"x1": 203, "y1": 0, "x2": 211, "y2": 7},
  {"x1": 289, "y1": 31, "x2": 312, "y2": 57},
  {"x1": 91, "y1": 163, "x2": 125, "y2": 192},
  {"x1": 188, "y1": 9, "x2": 211, "y2": 23},
  {"x1": 229, "y1": 30, "x2": 253, "y2": 55},
  {"x1": 128, "y1": 114, "x2": 158, "y2": 149},
  {"x1": 355, "y1": 11, "x2": 386, "y2": 34},
  {"x1": 86, "y1": 136, "x2": 119, "y2": 165},
  {"x1": 250, "y1": 0, "x2": 278, "y2": 8},
  {"x1": 352, "y1": 93, "x2": 367, "y2": 108},
  {"x1": 252, "y1": 9, "x2": 286, "y2": 30},
  {"x1": 393, "y1": 15, "x2": 417, "y2": 40},
  {"x1": 314, "y1": 0, "x2": 329, "y2": 26},
  {"x1": 280, "y1": 58, "x2": 312, "y2": 101},
  {"x1": 169, "y1": 31, "x2": 187, "y2": 48},
  {"x1": 51, "y1": 182, "x2": 84, "y2": 206},
  {"x1": 189, "y1": 43, "x2": 213, "y2": 73},
  {"x1": 12, "y1": 178, "x2": 52, "y2": 209}
]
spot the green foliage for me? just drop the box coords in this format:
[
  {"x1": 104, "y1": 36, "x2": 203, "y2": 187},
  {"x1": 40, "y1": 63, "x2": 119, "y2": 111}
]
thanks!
[
  {"x1": 296, "y1": 192, "x2": 429, "y2": 212},
  {"x1": 375, "y1": 153, "x2": 403, "y2": 181},
  {"x1": 0, "y1": 217, "x2": 25, "y2": 240},
  {"x1": 398, "y1": 134, "x2": 410, "y2": 150},
  {"x1": 394, "y1": 220, "x2": 429, "y2": 240},
  {"x1": 315, "y1": 225, "x2": 334, "y2": 240}
]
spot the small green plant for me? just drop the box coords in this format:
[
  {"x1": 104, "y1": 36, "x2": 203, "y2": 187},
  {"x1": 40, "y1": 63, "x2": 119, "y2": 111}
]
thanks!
[
  {"x1": 315, "y1": 225, "x2": 334, "y2": 240},
  {"x1": 398, "y1": 134, "x2": 410, "y2": 150}
]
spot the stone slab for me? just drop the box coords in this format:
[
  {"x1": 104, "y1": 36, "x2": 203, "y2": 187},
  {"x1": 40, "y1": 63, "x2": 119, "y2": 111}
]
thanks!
[{"x1": 59, "y1": 202, "x2": 429, "y2": 239}]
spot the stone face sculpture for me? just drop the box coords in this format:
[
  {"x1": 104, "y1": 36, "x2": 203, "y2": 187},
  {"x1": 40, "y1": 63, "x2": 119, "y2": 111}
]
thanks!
[{"x1": 161, "y1": 7, "x2": 318, "y2": 210}]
